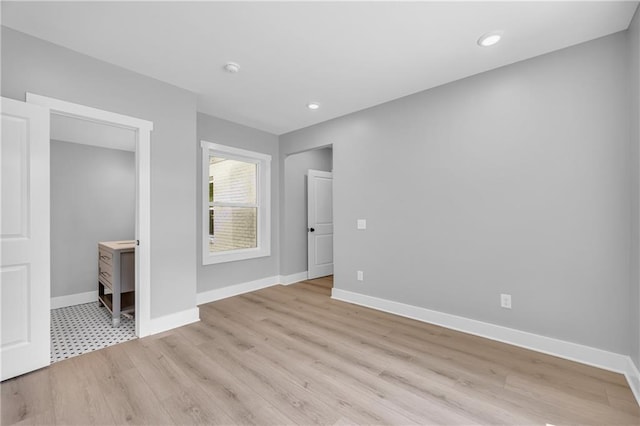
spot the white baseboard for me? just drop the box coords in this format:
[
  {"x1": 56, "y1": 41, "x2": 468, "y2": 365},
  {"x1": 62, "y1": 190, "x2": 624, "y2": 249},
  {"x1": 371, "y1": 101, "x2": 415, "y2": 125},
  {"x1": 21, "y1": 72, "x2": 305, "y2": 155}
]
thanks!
[
  {"x1": 332, "y1": 288, "x2": 640, "y2": 406},
  {"x1": 279, "y1": 271, "x2": 308, "y2": 285},
  {"x1": 624, "y1": 358, "x2": 640, "y2": 405},
  {"x1": 196, "y1": 272, "x2": 310, "y2": 306},
  {"x1": 51, "y1": 290, "x2": 97, "y2": 309},
  {"x1": 197, "y1": 276, "x2": 280, "y2": 305},
  {"x1": 147, "y1": 307, "x2": 200, "y2": 336}
]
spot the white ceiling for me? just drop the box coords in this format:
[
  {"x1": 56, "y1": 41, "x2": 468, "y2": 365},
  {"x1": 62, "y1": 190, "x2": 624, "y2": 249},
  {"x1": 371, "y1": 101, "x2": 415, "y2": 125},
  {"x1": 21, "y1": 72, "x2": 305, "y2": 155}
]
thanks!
[{"x1": 2, "y1": 1, "x2": 638, "y2": 135}]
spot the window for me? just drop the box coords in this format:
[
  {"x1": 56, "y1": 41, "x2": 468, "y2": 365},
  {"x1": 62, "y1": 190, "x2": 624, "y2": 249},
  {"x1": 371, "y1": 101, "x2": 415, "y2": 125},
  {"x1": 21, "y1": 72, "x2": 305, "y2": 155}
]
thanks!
[{"x1": 201, "y1": 141, "x2": 271, "y2": 264}]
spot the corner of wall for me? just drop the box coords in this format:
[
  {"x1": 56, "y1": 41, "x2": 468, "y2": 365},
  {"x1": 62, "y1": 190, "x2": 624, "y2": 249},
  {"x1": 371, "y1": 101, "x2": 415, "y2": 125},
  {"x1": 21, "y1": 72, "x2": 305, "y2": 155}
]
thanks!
[{"x1": 628, "y1": 4, "x2": 640, "y2": 371}]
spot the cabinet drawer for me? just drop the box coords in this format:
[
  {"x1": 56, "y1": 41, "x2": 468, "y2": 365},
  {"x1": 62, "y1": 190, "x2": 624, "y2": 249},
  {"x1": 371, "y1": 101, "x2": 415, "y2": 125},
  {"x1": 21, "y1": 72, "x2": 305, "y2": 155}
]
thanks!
[
  {"x1": 98, "y1": 248, "x2": 113, "y2": 266},
  {"x1": 99, "y1": 259, "x2": 113, "y2": 288}
]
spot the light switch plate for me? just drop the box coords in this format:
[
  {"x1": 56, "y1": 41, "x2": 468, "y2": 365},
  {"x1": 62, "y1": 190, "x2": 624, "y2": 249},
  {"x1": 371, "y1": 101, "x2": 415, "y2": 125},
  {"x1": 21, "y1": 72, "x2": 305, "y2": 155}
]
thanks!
[
  {"x1": 500, "y1": 294, "x2": 512, "y2": 309},
  {"x1": 357, "y1": 219, "x2": 367, "y2": 230}
]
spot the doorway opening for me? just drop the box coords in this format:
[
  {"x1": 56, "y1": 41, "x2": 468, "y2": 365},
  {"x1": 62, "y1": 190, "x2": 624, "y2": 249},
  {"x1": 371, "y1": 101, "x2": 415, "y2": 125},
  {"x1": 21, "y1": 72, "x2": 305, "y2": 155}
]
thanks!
[
  {"x1": 283, "y1": 146, "x2": 333, "y2": 292},
  {"x1": 26, "y1": 93, "x2": 153, "y2": 362},
  {"x1": 49, "y1": 116, "x2": 137, "y2": 362},
  {"x1": 302, "y1": 275, "x2": 334, "y2": 295}
]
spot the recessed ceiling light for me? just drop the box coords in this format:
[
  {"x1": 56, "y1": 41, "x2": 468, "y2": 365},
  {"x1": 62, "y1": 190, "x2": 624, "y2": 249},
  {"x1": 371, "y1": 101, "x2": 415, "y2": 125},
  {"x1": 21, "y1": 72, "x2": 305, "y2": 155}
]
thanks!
[
  {"x1": 223, "y1": 62, "x2": 240, "y2": 73},
  {"x1": 307, "y1": 102, "x2": 320, "y2": 110},
  {"x1": 477, "y1": 31, "x2": 503, "y2": 47}
]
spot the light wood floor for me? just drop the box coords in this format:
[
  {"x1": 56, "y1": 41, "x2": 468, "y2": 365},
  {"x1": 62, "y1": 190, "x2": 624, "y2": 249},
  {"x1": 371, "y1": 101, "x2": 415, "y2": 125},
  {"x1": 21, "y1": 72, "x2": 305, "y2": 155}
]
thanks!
[{"x1": 2, "y1": 276, "x2": 639, "y2": 425}]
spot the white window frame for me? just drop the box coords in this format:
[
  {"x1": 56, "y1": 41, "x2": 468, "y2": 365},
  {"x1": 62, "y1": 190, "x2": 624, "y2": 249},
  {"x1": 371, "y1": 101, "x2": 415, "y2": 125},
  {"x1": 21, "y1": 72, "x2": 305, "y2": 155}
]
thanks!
[{"x1": 201, "y1": 140, "x2": 271, "y2": 265}]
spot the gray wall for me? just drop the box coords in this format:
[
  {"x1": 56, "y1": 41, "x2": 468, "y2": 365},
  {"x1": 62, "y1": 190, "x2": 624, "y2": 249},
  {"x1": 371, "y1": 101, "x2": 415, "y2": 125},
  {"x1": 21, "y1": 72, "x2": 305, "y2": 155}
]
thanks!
[
  {"x1": 51, "y1": 141, "x2": 135, "y2": 298},
  {"x1": 281, "y1": 32, "x2": 632, "y2": 355},
  {"x1": 629, "y1": 7, "x2": 640, "y2": 368},
  {"x1": 2, "y1": 27, "x2": 198, "y2": 318},
  {"x1": 281, "y1": 148, "x2": 333, "y2": 276},
  {"x1": 197, "y1": 112, "x2": 280, "y2": 292}
]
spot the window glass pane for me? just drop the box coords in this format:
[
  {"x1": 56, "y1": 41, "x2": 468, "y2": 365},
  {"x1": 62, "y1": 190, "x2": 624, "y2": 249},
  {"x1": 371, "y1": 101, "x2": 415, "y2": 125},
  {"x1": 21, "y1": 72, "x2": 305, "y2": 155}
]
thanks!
[
  {"x1": 209, "y1": 206, "x2": 257, "y2": 253},
  {"x1": 210, "y1": 156, "x2": 257, "y2": 205}
]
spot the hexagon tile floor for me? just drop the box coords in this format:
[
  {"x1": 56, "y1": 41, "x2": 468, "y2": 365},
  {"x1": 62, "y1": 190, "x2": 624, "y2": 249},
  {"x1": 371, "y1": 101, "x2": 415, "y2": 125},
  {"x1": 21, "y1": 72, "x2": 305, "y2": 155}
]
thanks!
[{"x1": 50, "y1": 302, "x2": 136, "y2": 363}]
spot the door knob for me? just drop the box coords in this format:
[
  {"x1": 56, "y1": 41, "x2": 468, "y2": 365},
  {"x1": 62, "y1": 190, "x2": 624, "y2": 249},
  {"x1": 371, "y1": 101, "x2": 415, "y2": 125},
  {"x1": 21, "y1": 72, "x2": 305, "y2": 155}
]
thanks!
[{"x1": 309, "y1": 227, "x2": 315, "y2": 232}]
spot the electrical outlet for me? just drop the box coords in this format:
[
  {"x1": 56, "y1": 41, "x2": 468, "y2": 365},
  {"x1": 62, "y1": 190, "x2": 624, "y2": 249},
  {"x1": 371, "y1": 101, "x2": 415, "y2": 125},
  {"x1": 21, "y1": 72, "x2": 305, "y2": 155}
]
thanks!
[
  {"x1": 357, "y1": 219, "x2": 367, "y2": 230},
  {"x1": 500, "y1": 294, "x2": 512, "y2": 309},
  {"x1": 357, "y1": 270, "x2": 364, "y2": 281}
]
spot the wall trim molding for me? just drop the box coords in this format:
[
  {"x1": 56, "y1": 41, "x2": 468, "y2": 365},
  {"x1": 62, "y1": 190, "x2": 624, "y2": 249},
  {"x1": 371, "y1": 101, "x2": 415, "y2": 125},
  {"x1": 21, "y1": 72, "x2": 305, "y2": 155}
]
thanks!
[
  {"x1": 332, "y1": 288, "x2": 640, "y2": 406},
  {"x1": 624, "y1": 358, "x2": 640, "y2": 405},
  {"x1": 50, "y1": 291, "x2": 97, "y2": 309},
  {"x1": 147, "y1": 307, "x2": 200, "y2": 336},
  {"x1": 196, "y1": 271, "x2": 309, "y2": 307},
  {"x1": 27, "y1": 92, "x2": 154, "y2": 338},
  {"x1": 279, "y1": 271, "x2": 308, "y2": 285},
  {"x1": 197, "y1": 276, "x2": 280, "y2": 305}
]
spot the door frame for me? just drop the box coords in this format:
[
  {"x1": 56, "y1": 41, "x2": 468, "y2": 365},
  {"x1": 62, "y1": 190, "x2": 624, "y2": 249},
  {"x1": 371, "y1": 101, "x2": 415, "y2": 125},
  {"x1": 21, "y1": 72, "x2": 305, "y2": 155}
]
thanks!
[{"x1": 26, "y1": 93, "x2": 154, "y2": 337}]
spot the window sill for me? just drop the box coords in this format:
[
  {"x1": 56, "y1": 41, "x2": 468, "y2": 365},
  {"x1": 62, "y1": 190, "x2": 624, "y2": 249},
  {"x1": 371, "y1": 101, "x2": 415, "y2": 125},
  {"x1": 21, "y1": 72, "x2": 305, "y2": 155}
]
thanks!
[{"x1": 203, "y1": 247, "x2": 271, "y2": 265}]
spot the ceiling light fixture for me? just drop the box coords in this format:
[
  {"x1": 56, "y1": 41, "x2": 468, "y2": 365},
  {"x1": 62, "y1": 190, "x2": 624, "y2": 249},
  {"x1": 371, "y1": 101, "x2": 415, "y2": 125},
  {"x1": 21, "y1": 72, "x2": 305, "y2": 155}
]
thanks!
[
  {"x1": 223, "y1": 62, "x2": 240, "y2": 73},
  {"x1": 477, "y1": 31, "x2": 503, "y2": 47},
  {"x1": 307, "y1": 102, "x2": 320, "y2": 110}
]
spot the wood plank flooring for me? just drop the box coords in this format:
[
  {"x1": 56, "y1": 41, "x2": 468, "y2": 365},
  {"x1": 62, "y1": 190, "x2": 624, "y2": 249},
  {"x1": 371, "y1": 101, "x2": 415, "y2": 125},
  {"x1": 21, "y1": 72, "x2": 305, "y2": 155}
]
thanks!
[{"x1": 2, "y1": 276, "x2": 639, "y2": 425}]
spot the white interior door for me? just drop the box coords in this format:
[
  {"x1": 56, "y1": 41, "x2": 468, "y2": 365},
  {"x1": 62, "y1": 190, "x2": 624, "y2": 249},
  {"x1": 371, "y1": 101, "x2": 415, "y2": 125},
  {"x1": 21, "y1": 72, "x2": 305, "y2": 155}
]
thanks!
[
  {"x1": 307, "y1": 169, "x2": 333, "y2": 279},
  {"x1": 1, "y1": 97, "x2": 51, "y2": 381}
]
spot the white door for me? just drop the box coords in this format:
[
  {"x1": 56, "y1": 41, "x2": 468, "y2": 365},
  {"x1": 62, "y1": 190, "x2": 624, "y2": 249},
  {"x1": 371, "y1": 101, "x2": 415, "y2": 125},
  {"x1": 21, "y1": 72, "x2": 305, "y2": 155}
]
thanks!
[
  {"x1": 307, "y1": 169, "x2": 333, "y2": 279},
  {"x1": 1, "y1": 97, "x2": 50, "y2": 381}
]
